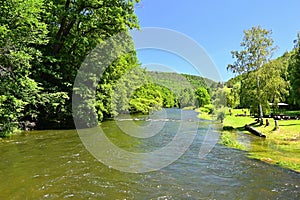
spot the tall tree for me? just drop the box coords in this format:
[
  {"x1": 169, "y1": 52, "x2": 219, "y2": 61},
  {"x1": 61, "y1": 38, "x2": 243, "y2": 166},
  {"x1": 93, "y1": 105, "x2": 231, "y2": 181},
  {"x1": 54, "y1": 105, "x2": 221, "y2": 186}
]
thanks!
[
  {"x1": 225, "y1": 83, "x2": 240, "y2": 108},
  {"x1": 227, "y1": 26, "x2": 277, "y2": 124},
  {"x1": 33, "y1": 0, "x2": 140, "y2": 127},
  {"x1": 289, "y1": 33, "x2": 300, "y2": 106},
  {"x1": 0, "y1": 0, "x2": 48, "y2": 135}
]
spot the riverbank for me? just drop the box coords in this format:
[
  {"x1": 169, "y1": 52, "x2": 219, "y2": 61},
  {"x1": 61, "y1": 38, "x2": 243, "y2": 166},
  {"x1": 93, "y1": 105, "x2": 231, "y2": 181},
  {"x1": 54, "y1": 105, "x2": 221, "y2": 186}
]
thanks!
[
  {"x1": 1, "y1": 115, "x2": 299, "y2": 199},
  {"x1": 195, "y1": 107, "x2": 213, "y2": 120},
  {"x1": 221, "y1": 109, "x2": 300, "y2": 172}
]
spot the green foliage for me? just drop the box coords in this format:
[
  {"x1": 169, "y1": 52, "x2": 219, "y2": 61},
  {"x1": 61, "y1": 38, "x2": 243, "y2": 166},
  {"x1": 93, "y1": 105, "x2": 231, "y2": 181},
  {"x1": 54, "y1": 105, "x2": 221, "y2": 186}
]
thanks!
[
  {"x1": 159, "y1": 86, "x2": 178, "y2": 108},
  {"x1": 236, "y1": 60, "x2": 288, "y2": 115},
  {"x1": 3, "y1": 0, "x2": 300, "y2": 140},
  {"x1": 110, "y1": 67, "x2": 149, "y2": 116},
  {"x1": 196, "y1": 108, "x2": 213, "y2": 120},
  {"x1": 95, "y1": 50, "x2": 141, "y2": 120},
  {"x1": 196, "y1": 104, "x2": 215, "y2": 120},
  {"x1": 0, "y1": 0, "x2": 48, "y2": 136},
  {"x1": 216, "y1": 107, "x2": 226, "y2": 123},
  {"x1": 0, "y1": 95, "x2": 23, "y2": 136},
  {"x1": 147, "y1": 72, "x2": 215, "y2": 109},
  {"x1": 195, "y1": 87, "x2": 211, "y2": 107},
  {"x1": 225, "y1": 84, "x2": 240, "y2": 108},
  {"x1": 0, "y1": 0, "x2": 141, "y2": 134},
  {"x1": 220, "y1": 132, "x2": 245, "y2": 150},
  {"x1": 228, "y1": 26, "x2": 276, "y2": 74},
  {"x1": 259, "y1": 60, "x2": 289, "y2": 104},
  {"x1": 182, "y1": 74, "x2": 208, "y2": 90},
  {"x1": 129, "y1": 83, "x2": 177, "y2": 114},
  {"x1": 227, "y1": 26, "x2": 288, "y2": 117},
  {"x1": 227, "y1": 26, "x2": 276, "y2": 107},
  {"x1": 212, "y1": 87, "x2": 227, "y2": 109},
  {"x1": 223, "y1": 108, "x2": 300, "y2": 172},
  {"x1": 179, "y1": 88, "x2": 196, "y2": 108},
  {"x1": 34, "y1": 0, "x2": 140, "y2": 127},
  {"x1": 289, "y1": 33, "x2": 300, "y2": 106},
  {"x1": 203, "y1": 104, "x2": 215, "y2": 114}
]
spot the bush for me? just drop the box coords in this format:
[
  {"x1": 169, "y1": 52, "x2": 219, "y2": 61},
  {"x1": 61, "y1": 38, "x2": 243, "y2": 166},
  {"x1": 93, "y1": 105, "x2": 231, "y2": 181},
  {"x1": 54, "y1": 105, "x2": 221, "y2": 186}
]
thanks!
[
  {"x1": 204, "y1": 104, "x2": 215, "y2": 114},
  {"x1": 216, "y1": 107, "x2": 226, "y2": 123}
]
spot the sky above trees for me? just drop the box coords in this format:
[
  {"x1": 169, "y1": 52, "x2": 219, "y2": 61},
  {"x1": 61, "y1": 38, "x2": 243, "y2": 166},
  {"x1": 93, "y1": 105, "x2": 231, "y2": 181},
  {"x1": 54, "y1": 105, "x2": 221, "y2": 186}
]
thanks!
[{"x1": 133, "y1": 0, "x2": 300, "y2": 81}]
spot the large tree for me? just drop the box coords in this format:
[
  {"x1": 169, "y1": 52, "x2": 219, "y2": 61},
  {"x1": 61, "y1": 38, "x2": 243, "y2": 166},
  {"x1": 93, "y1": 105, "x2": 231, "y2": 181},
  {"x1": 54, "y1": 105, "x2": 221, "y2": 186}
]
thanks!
[
  {"x1": 227, "y1": 26, "x2": 277, "y2": 124},
  {"x1": 289, "y1": 33, "x2": 300, "y2": 106},
  {"x1": 33, "y1": 0, "x2": 140, "y2": 127},
  {"x1": 0, "y1": 0, "x2": 48, "y2": 135},
  {"x1": 0, "y1": 0, "x2": 141, "y2": 133}
]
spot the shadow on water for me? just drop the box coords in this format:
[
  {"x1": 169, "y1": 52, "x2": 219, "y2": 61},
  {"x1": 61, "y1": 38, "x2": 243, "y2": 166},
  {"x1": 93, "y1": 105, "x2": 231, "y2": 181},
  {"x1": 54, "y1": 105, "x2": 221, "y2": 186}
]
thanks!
[{"x1": 0, "y1": 109, "x2": 299, "y2": 199}]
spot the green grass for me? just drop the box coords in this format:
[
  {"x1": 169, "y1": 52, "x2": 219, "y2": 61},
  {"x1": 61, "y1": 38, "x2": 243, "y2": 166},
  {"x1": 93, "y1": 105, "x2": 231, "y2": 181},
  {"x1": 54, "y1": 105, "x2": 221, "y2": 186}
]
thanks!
[
  {"x1": 221, "y1": 131, "x2": 246, "y2": 150},
  {"x1": 221, "y1": 108, "x2": 300, "y2": 172},
  {"x1": 195, "y1": 108, "x2": 213, "y2": 120},
  {"x1": 223, "y1": 108, "x2": 254, "y2": 129}
]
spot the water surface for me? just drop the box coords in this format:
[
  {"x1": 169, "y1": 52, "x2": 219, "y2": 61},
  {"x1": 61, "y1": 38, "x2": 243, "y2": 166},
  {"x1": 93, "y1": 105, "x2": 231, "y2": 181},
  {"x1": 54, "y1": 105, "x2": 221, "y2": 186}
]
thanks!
[{"x1": 0, "y1": 109, "x2": 299, "y2": 199}]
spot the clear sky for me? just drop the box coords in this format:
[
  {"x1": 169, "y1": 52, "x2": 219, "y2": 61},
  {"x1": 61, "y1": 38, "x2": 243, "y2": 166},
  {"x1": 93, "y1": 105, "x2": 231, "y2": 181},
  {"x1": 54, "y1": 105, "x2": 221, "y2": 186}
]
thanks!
[{"x1": 131, "y1": 0, "x2": 300, "y2": 82}]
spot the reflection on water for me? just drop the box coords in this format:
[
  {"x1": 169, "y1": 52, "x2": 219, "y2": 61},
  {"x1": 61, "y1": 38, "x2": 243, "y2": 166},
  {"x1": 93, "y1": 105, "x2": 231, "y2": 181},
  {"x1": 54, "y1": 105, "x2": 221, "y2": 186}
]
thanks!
[{"x1": 0, "y1": 109, "x2": 299, "y2": 199}]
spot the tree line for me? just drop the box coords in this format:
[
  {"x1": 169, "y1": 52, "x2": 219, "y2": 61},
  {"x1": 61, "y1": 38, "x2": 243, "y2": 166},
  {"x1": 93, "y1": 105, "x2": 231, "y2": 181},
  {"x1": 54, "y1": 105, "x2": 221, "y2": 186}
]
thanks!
[
  {"x1": 0, "y1": 0, "x2": 214, "y2": 136},
  {"x1": 0, "y1": 0, "x2": 140, "y2": 136}
]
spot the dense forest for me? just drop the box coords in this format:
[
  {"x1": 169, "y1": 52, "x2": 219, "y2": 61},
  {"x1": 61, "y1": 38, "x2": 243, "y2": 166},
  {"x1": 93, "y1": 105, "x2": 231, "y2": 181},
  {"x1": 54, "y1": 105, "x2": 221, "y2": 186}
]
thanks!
[
  {"x1": 0, "y1": 0, "x2": 215, "y2": 136},
  {"x1": 0, "y1": 0, "x2": 139, "y2": 136}
]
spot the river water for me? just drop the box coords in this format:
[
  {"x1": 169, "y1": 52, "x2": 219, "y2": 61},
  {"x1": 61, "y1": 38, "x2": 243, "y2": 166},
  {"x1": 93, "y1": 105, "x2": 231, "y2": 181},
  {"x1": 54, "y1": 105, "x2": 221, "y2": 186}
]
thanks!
[{"x1": 0, "y1": 109, "x2": 299, "y2": 199}]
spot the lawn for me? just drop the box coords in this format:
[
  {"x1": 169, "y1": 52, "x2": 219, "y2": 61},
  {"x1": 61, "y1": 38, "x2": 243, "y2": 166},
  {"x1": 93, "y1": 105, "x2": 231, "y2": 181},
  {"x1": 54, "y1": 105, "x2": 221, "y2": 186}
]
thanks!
[{"x1": 221, "y1": 108, "x2": 300, "y2": 172}]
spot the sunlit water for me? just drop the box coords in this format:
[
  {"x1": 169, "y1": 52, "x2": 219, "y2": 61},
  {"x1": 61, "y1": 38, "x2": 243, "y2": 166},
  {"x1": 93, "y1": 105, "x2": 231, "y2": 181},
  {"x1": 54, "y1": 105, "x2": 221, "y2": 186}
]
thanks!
[{"x1": 0, "y1": 109, "x2": 299, "y2": 199}]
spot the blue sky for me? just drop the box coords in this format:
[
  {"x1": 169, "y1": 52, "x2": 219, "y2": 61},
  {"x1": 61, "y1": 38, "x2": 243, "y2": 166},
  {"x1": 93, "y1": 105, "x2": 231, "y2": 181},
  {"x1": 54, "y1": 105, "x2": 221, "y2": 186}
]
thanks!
[{"x1": 131, "y1": 0, "x2": 300, "y2": 81}]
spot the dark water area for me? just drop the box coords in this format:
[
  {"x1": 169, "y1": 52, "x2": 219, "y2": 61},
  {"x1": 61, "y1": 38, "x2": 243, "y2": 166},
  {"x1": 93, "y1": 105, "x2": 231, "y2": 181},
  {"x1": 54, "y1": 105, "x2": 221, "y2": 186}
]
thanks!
[{"x1": 0, "y1": 109, "x2": 299, "y2": 199}]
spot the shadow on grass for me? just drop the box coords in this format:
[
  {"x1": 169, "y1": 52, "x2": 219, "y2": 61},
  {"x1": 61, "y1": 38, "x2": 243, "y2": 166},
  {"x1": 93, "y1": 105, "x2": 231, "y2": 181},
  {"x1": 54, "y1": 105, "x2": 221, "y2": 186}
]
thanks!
[
  {"x1": 223, "y1": 125, "x2": 247, "y2": 132},
  {"x1": 223, "y1": 121, "x2": 260, "y2": 132},
  {"x1": 277, "y1": 123, "x2": 299, "y2": 127}
]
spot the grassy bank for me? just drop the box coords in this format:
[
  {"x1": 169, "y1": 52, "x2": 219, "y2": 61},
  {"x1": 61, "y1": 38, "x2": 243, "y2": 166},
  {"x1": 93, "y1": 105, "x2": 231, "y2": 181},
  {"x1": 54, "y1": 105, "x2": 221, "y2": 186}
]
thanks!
[
  {"x1": 222, "y1": 109, "x2": 300, "y2": 172},
  {"x1": 220, "y1": 131, "x2": 246, "y2": 150},
  {"x1": 195, "y1": 107, "x2": 213, "y2": 120}
]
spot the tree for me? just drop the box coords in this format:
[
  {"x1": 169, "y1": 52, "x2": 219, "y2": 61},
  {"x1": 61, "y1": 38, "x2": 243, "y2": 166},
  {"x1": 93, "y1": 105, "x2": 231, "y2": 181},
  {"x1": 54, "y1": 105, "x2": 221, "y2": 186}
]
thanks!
[
  {"x1": 259, "y1": 60, "x2": 288, "y2": 106},
  {"x1": 216, "y1": 107, "x2": 226, "y2": 123},
  {"x1": 129, "y1": 84, "x2": 164, "y2": 114},
  {"x1": 195, "y1": 87, "x2": 211, "y2": 107},
  {"x1": 178, "y1": 88, "x2": 196, "y2": 108},
  {"x1": 289, "y1": 33, "x2": 300, "y2": 106},
  {"x1": 213, "y1": 87, "x2": 227, "y2": 108},
  {"x1": 0, "y1": 0, "x2": 48, "y2": 135},
  {"x1": 227, "y1": 26, "x2": 277, "y2": 124},
  {"x1": 225, "y1": 84, "x2": 240, "y2": 108},
  {"x1": 34, "y1": 0, "x2": 140, "y2": 127},
  {"x1": 0, "y1": 0, "x2": 141, "y2": 132}
]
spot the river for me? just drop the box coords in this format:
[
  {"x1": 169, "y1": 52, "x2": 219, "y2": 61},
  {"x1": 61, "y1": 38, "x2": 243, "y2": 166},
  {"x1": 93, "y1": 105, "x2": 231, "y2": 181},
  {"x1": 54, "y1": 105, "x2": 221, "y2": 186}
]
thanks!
[{"x1": 0, "y1": 109, "x2": 299, "y2": 199}]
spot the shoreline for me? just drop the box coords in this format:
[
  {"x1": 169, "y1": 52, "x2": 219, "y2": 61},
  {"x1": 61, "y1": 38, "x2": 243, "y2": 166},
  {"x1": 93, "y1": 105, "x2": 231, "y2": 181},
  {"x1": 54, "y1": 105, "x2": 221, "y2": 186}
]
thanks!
[{"x1": 219, "y1": 109, "x2": 300, "y2": 173}]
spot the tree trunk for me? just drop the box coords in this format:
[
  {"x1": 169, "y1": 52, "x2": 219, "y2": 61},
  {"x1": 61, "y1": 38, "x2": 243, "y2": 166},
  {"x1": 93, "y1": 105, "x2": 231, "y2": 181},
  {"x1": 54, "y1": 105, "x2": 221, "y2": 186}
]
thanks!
[
  {"x1": 275, "y1": 120, "x2": 279, "y2": 129},
  {"x1": 258, "y1": 103, "x2": 263, "y2": 125},
  {"x1": 256, "y1": 76, "x2": 263, "y2": 125}
]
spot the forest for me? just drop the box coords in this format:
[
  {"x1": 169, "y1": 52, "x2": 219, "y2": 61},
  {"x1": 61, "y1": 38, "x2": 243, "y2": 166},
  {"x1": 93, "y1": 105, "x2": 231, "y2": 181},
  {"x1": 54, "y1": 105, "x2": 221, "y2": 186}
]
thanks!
[{"x1": 0, "y1": 0, "x2": 213, "y2": 136}]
